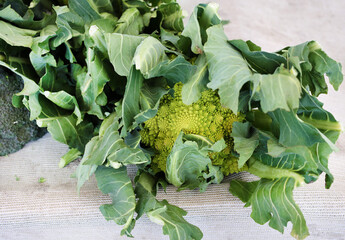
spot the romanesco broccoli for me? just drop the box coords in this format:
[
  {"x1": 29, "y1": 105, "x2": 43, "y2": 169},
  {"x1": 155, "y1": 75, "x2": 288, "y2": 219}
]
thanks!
[{"x1": 140, "y1": 83, "x2": 248, "y2": 175}]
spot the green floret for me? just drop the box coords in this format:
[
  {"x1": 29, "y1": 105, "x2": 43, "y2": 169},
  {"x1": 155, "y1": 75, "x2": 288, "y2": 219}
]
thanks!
[
  {"x1": 0, "y1": 67, "x2": 46, "y2": 156},
  {"x1": 140, "y1": 82, "x2": 247, "y2": 175}
]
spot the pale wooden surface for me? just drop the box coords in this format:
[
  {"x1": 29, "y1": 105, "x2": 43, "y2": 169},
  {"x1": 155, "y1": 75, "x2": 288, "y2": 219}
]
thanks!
[{"x1": 1, "y1": 1, "x2": 345, "y2": 239}]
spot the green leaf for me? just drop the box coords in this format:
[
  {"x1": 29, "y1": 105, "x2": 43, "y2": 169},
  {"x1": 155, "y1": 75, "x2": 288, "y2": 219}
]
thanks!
[
  {"x1": 181, "y1": 6, "x2": 202, "y2": 54},
  {"x1": 43, "y1": 90, "x2": 82, "y2": 124},
  {"x1": 140, "y1": 78, "x2": 169, "y2": 111},
  {"x1": 75, "y1": 137, "x2": 99, "y2": 193},
  {"x1": 95, "y1": 166, "x2": 136, "y2": 237},
  {"x1": 158, "y1": 2, "x2": 184, "y2": 32},
  {"x1": 106, "y1": 33, "x2": 144, "y2": 76},
  {"x1": 122, "y1": 66, "x2": 144, "y2": 131},
  {"x1": 181, "y1": 3, "x2": 222, "y2": 54},
  {"x1": 308, "y1": 41, "x2": 343, "y2": 91},
  {"x1": 0, "y1": 20, "x2": 37, "y2": 48},
  {"x1": 181, "y1": 54, "x2": 208, "y2": 105},
  {"x1": 230, "y1": 178, "x2": 309, "y2": 240},
  {"x1": 231, "y1": 122, "x2": 259, "y2": 168},
  {"x1": 133, "y1": 36, "x2": 168, "y2": 75},
  {"x1": 135, "y1": 172, "x2": 203, "y2": 240},
  {"x1": 82, "y1": 121, "x2": 123, "y2": 165},
  {"x1": 229, "y1": 39, "x2": 286, "y2": 74},
  {"x1": 311, "y1": 130, "x2": 341, "y2": 189},
  {"x1": 146, "y1": 55, "x2": 197, "y2": 86},
  {"x1": 0, "y1": 39, "x2": 39, "y2": 82},
  {"x1": 47, "y1": 115, "x2": 94, "y2": 152},
  {"x1": 76, "y1": 48, "x2": 113, "y2": 118},
  {"x1": 252, "y1": 66, "x2": 301, "y2": 112},
  {"x1": 29, "y1": 52, "x2": 57, "y2": 77},
  {"x1": 107, "y1": 147, "x2": 149, "y2": 167},
  {"x1": 51, "y1": 6, "x2": 85, "y2": 48},
  {"x1": 284, "y1": 41, "x2": 343, "y2": 95},
  {"x1": 166, "y1": 132, "x2": 223, "y2": 191},
  {"x1": 0, "y1": 5, "x2": 56, "y2": 30},
  {"x1": 204, "y1": 24, "x2": 252, "y2": 113},
  {"x1": 269, "y1": 109, "x2": 336, "y2": 150},
  {"x1": 69, "y1": 0, "x2": 101, "y2": 24},
  {"x1": 297, "y1": 90, "x2": 342, "y2": 131},
  {"x1": 115, "y1": 8, "x2": 144, "y2": 35},
  {"x1": 87, "y1": 0, "x2": 115, "y2": 14}
]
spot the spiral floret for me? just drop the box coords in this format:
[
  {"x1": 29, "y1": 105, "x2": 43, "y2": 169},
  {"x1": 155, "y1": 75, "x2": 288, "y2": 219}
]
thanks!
[{"x1": 140, "y1": 83, "x2": 246, "y2": 175}]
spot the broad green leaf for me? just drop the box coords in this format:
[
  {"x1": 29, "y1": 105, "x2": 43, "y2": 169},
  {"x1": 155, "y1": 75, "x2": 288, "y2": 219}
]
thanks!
[
  {"x1": 204, "y1": 24, "x2": 252, "y2": 113},
  {"x1": 135, "y1": 78, "x2": 169, "y2": 125},
  {"x1": 229, "y1": 39, "x2": 286, "y2": 74},
  {"x1": 297, "y1": 90, "x2": 342, "y2": 131},
  {"x1": 52, "y1": 6, "x2": 85, "y2": 48},
  {"x1": 27, "y1": 92, "x2": 41, "y2": 120},
  {"x1": 75, "y1": 136, "x2": 99, "y2": 193},
  {"x1": 106, "y1": 33, "x2": 144, "y2": 76},
  {"x1": 124, "y1": 130, "x2": 142, "y2": 148},
  {"x1": 284, "y1": 41, "x2": 343, "y2": 96},
  {"x1": 0, "y1": 20, "x2": 37, "y2": 48},
  {"x1": 95, "y1": 166, "x2": 136, "y2": 237},
  {"x1": 181, "y1": 54, "x2": 208, "y2": 105},
  {"x1": 135, "y1": 172, "x2": 203, "y2": 240},
  {"x1": 146, "y1": 55, "x2": 197, "y2": 86},
  {"x1": 252, "y1": 67, "x2": 301, "y2": 112},
  {"x1": 115, "y1": 8, "x2": 144, "y2": 35},
  {"x1": 252, "y1": 139, "x2": 318, "y2": 183},
  {"x1": 0, "y1": 39, "x2": 39, "y2": 82},
  {"x1": 47, "y1": 115, "x2": 94, "y2": 152},
  {"x1": 34, "y1": 95, "x2": 72, "y2": 127},
  {"x1": 311, "y1": 130, "x2": 340, "y2": 189},
  {"x1": 29, "y1": 52, "x2": 57, "y2": 77},
  {"x1": 140, "y1": 78, "x2": 169, "y2": 111},
  {"x1": 108, "y1": 147, "x2": 149, "y2": 167},
  {"x1": 181, "y1": 5, "x2": 202, "y2": 54},
  {"x1": 39, "y1": 65, "x2": 73, "y2": 94},
  {"x1": 0, "y1": 5, "x2": 56, "y2": 30},
  {"x1": 160, "y1": 28, "x2": 180, "y2": 47},
  {"x1": 269, "y1": 109, "x2": 337, "y2": 150},
  {"x1": 181, "y1": 3, "x2": 221, "y2": 54},
  {"x1": 69, "y1": 0, "x2": 101, "y2": 24},
  {"x1": 122, "y1": 67, "x2": 144, "y2": 131},
  {"x1": 82, "y1": 121, "x2": 123, "y2": 165},
  {"x1": 197, "y1": 3, "x2": 222, "y2": 42},
  {"x1": 308, "y1": 41, "x2": 343, "y2": 90},
  {"x1": 133, "y1": 36, "x2": 168, "y2": 75},
  {"x1": 42, "y1": 91, "x2": 75, "y2": 110},
  {"x1": 159, "y1": 2, "x2": 184, "y2": 32},
  {"x1": 88, "y1": 0, "x2": 115, "y2": 14},
  {"x1": 76, "y1": 48, "x2": 113, "y2": 118},
  {"x1": 43, "y1": 90, "x2": 82, "y2": 124},
  {"x1": 230, "y1": 178, "x2": 309, "y2": 240},
  {"x1": 166, "y1": 132, "x2": 223, "y2": 191},
  {"x1": 231, "y1": 122, "x2": 259, "y2": 168}
]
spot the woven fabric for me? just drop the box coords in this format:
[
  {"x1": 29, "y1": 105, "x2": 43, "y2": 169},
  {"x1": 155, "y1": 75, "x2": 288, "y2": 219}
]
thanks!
[{"x1": 1, "y1": 0, "x2": 345, "y2": 239}]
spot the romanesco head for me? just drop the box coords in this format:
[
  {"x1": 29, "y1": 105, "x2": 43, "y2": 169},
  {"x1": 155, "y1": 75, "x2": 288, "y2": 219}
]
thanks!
[{"x1": 140, "y1": 83, "x2": 246, "y2": 175}]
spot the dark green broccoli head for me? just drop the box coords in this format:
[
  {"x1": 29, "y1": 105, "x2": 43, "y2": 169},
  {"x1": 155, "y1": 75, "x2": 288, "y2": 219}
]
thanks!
[{"x1": 0, "y1": 66, "x2": 46, "y2": 156}]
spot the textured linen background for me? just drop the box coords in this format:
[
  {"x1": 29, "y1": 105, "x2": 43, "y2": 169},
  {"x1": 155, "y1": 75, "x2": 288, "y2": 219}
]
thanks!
[{"x1": 1, "y1": 0, "x2": 345, "y2": 239}]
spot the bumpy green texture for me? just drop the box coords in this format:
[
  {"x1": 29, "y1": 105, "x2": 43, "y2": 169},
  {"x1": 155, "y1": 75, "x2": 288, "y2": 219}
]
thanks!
[
  {"x1": 0, "y1": 67, "x2": 45, "y2": 156},
  {"x1": 140, "y1": 83, "x2": 248, "y2": 175}
]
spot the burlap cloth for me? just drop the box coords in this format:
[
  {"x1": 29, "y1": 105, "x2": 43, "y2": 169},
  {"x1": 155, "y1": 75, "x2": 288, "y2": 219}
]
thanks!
[{"x1": 1, "y1": 0, "x2": 344, "y2": 239}]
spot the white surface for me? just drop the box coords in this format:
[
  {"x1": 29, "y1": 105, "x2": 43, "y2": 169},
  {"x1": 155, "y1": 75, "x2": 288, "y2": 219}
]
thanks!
[{"x1": 1, "y1": 1, "x2": 345, "y2": 239}]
